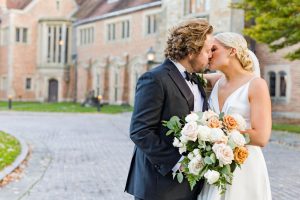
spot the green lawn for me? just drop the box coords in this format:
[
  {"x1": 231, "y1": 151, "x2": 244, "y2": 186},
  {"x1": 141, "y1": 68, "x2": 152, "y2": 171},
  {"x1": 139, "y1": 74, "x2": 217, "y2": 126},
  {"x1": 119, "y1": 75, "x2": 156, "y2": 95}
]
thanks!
[
  {"x1": 0, "y1": 131, "x2": 21, "y2": 171},
  {"x1": 0, "y1": 101, "x2": 133, "y2": 114},
  {"x1": 272, "y1": 123, "x2": 300, "y2": 134}
]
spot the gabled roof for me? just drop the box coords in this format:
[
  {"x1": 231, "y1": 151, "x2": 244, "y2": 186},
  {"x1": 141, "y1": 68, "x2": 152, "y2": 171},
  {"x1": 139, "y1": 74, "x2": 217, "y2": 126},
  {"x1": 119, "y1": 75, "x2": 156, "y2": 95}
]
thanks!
[{"x1": 74, "y1": 0, "x2": 161, "y2": 20}]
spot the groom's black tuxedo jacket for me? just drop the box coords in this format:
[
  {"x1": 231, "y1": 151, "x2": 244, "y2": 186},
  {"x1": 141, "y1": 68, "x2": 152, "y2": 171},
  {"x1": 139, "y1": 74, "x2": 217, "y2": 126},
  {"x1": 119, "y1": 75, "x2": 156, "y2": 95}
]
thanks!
[{"x1": 125, "y1": 59, "x2": 208, "y2": 200}]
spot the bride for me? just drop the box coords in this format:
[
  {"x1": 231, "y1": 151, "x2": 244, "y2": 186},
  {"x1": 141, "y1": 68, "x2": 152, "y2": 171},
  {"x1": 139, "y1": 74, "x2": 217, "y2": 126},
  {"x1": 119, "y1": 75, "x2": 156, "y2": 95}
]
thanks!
[{"x1": 198, "y1": 32, "x2": 272, "y2": 200}]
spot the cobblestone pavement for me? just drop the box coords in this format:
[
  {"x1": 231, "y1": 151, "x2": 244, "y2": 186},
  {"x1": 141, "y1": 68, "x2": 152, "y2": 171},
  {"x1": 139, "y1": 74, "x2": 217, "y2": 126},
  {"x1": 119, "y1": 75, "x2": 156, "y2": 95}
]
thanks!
[{"x1": 0, "y1": 111, "x2": 299, "y2": 200}]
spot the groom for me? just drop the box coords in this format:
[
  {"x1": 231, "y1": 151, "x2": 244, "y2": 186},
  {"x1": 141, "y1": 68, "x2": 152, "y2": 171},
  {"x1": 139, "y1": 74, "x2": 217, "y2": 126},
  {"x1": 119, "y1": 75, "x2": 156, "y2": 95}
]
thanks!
[{"x1": 125, "y1": 19, "x2": 214, "y2": 200}]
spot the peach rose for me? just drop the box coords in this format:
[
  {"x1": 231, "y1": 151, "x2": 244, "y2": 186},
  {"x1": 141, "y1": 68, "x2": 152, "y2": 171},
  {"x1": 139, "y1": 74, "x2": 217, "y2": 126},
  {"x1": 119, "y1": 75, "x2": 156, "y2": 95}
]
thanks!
[
  {"x1": 223, "y1": 115, "x2": 238, "y2": 130},
  {"x1": 208, "y1": 116, "x2": 222, "y2": 128},
  {"x1": 234, "y1": 146, "x2": 249, "y2": 164}
]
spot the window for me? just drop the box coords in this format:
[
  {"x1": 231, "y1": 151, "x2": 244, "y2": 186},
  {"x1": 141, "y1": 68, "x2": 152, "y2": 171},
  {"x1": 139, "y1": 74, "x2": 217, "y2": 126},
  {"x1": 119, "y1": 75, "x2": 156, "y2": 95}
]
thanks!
[
  {"x1": 183, "y1": 0, "x2": 193, "y2": 16},
  {"x1": 146, "y1": 14, "x2": 157, "y2": 35},
  {"x1": 121, "y1": 20, "x2": 130, "y2": 39},
  {"x1": 0, "y1": 28, "x2": 9, "y2": 45},
  {"x1": 26, "y1": 78, "x2": 32, "y2": 90},
  {"x1": 15, "y1": 27, "x2": 28, "y2": 43},
  {"x1": 204, "y1": 0, "x2": 210, "y2": 11},
  {"x1": 44, "y1": 23, "x2": 70, "y2": 64},
  {"x1": 266, "y1": 66, "x2": 290, "y2": 103},
  {"x1": 79, "y1": 27, "x2": 94, "y2": 45},
  {"x1": 56, "y1": 0, "x2": 60, "y2": 10},
  {"x1": 279, "y1": 71, "x2": 287, "y2": 97},
  {"x1": 107, "y1": 23, "x2": 116, "y2": 41},
  {"x1": 268, "y1": 71, "x2": 276, "y2": 97}
]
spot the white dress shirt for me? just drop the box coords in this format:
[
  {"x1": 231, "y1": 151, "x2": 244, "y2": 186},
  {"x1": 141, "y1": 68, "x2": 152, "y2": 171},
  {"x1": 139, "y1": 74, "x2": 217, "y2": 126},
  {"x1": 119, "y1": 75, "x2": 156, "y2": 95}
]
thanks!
[{"x1": 171, "y1": 60, "x2": 203, "y2": 112}]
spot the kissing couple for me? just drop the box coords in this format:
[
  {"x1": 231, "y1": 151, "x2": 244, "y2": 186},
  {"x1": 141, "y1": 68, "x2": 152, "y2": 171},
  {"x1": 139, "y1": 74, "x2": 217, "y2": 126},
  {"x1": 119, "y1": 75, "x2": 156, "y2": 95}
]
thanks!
[{"x1": 125, "y1": 18, "x2": 272, "y2": 200}]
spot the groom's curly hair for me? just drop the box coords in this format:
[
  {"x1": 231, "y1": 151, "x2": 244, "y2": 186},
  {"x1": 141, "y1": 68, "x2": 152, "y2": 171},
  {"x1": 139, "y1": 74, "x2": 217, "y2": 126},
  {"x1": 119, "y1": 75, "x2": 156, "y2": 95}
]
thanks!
[{"x1": 164, "y1": 19, "x2": 213, "y2": 61}]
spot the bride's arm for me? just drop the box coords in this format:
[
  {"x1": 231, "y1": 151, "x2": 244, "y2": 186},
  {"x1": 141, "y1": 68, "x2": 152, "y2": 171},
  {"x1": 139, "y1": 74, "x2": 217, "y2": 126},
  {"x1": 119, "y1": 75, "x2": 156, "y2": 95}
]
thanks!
[
  {"x1": 241, "y1": 78, "x2": 272, "y2": 147},
  {"x1": 204, "y1": 72, "x2": 222, "y2": 88}
]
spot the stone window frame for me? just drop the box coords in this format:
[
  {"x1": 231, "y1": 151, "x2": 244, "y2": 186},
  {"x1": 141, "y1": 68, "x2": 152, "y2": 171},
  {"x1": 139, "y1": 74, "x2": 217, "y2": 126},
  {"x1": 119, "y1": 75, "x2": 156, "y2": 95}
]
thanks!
[
  {"x1": 264, "y1": 65, "x2": 291, "y2": 104},
  {"x1": 38, "y1": 20, "x2": 72, "y2": 66},
  {"x1": 24, "y1": 76, "x2": 34, "y2": 91},
  {"x1": 78, "y1": 24, "x2": 95, "y2": 46},
  {"x1": 104, "y1": 16, "x2": 132, "y2": 43},
  {"x1": 15, "y1": 27, "x2": 29, "y2": 44},
  {"x1": 121, "y1": 20, "x2": 130, "y2": 39},
  {"x1": 143, "y1": 9, "x2": 160, "y2": 37}
]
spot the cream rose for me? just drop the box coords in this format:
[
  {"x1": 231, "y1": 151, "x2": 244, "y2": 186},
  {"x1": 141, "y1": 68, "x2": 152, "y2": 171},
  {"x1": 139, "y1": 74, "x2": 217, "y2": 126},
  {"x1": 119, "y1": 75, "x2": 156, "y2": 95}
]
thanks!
[
  {"x1": 188, "y1": 155, "x2": 204, "y2": 175},
  {"x1": 197, "y1": 125, "x2": 211, "y2": 141},
  {"x1": 210, "y1": 128, "x2": 227, "y2": 144},
  {"x1": 204, "y1": 170, "x2": 220, "y2": 184},
  {"x1": 200, "y1": 110, "x2": 218, "y2": 125},
  {"x1": 181, "y1": 121, "x2": 199, "y2": 142},
  {"x1": 212, "y1": 143, "x2": 234, "y2": 166},
  {"x1": 229, "y1": 130, "x2": 246, "y2": 147},
  {"x1": 185, "y1": 112, "x2": 199, "y2": 123}
]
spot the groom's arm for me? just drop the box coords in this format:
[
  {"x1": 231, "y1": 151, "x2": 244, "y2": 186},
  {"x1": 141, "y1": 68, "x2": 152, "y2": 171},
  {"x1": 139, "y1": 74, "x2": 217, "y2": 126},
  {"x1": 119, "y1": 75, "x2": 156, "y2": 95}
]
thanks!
[{"x1": 130, "y1": 71, "x2": 181, "y2": 176}]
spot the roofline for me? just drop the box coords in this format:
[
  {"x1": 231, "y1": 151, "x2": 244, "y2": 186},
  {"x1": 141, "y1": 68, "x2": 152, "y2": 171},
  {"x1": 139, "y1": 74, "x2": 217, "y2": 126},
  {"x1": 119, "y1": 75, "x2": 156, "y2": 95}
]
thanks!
[{"x1": 74, "y1": 1, "x2": 161, "y2": 26}]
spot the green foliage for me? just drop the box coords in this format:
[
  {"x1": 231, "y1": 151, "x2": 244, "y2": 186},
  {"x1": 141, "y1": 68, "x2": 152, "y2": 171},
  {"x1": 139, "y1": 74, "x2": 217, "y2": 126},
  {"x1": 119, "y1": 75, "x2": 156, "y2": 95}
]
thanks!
[
  {"x1": 0, "y1": 101, "x2": 133, "y2": 114},
  {"x1": 272, "y1": 123, "x2": 300, "y2": 134},
  {"x1": 232, "y1": 0, "x2": 300, "y2": 60},
  {"x1": 0, "y1": 131, "x2": 21, "y2": 171},
  {"x1": 162, "y1": 116, "x2": 182, "y2": 137}
]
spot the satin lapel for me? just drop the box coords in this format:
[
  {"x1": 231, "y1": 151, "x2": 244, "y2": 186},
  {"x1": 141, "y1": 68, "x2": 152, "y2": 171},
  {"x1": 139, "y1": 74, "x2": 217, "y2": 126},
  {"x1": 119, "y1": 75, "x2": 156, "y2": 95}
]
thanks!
[
  {"x1": 197, "y1": 83, "x2": 208, "y2": 111},
  {"x1": 168, "y1": 65, "x2": 194, "y2": 112}
]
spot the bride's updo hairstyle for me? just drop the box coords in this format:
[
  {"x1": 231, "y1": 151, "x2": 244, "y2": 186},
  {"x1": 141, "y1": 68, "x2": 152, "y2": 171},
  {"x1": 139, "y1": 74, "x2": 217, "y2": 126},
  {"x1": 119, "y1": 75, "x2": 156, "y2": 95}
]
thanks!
[{"x1": 215, "y1": 32, "x2": 253, "y2": 72}]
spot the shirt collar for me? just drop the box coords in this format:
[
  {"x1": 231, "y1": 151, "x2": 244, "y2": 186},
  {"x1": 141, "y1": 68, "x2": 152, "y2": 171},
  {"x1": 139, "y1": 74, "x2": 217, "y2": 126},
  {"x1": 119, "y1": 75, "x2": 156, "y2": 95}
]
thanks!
[{"x1": 170, "y1": 59, "x2": 186, "y2": 78}]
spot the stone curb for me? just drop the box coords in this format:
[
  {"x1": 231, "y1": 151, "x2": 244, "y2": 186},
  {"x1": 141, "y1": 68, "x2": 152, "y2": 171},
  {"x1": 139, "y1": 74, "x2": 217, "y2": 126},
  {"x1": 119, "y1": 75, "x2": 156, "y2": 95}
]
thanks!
[{"x1": 0, "y1": 132, "x2": 29, "y2": 181}]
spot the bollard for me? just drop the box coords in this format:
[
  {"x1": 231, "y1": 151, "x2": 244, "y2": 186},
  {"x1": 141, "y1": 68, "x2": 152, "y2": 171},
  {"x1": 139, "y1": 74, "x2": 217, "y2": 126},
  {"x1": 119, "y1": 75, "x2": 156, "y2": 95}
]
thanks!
[{"x1": 8, "y1": 95, "x2": 12, "y2": 110}]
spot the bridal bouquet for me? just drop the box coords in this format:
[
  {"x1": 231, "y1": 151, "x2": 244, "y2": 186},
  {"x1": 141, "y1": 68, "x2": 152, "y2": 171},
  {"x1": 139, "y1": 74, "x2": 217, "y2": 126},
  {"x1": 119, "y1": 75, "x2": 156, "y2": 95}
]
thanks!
[{"x1": 163, "y1": 110, "x2": 250, "y2": 194}]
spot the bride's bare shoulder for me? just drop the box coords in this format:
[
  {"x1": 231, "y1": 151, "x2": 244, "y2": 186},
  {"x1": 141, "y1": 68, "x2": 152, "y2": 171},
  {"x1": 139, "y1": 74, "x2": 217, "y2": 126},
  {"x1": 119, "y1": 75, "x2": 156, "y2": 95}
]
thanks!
[{"x1": 249, "y1": 77, "x2": 269, "y2": 96}]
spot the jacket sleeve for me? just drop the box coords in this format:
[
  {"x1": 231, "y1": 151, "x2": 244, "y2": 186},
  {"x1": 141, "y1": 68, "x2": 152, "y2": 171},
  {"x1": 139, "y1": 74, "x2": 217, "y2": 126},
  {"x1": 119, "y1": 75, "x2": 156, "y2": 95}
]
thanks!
[{"x1": 130, "y1": 72, "x2": 181, "y2": 176}]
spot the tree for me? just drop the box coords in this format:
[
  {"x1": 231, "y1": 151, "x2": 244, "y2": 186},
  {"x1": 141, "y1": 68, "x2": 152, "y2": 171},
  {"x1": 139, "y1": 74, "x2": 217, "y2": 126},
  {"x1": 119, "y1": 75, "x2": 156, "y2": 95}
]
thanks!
[{"x1": 232, "y1": 0, "x2": 300, "y2": 60}]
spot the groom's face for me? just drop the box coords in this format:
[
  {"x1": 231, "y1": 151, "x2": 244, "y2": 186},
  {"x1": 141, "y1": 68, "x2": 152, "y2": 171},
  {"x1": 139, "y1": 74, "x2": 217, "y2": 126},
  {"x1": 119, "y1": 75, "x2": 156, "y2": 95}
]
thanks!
[{"x1": 189, "y1": 34, "x2": 214, "y2": 73}]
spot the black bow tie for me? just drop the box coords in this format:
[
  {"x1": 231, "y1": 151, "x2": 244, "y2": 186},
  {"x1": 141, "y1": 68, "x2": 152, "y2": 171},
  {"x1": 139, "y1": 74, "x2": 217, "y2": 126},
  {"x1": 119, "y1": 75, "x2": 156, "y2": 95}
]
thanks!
[{"x1": 184, "y1": 71, "x2": 199, "y2": 84}]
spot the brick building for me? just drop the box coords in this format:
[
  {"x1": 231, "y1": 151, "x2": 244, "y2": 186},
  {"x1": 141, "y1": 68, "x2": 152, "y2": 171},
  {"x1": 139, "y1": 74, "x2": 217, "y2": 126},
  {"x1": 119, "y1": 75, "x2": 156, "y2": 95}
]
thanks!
[{"x1": 0, "y1": 0, "x2": 299, "y2": 119}]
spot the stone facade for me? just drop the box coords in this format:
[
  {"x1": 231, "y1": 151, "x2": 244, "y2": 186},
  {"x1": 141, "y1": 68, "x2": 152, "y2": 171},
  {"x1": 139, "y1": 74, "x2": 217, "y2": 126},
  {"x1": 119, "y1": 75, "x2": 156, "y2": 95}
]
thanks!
[
  {"x1": 0, "y1": 0, "x2": 299, "y2": 118},
  {"x1": 0, "y1": 0, "x2": 77, "y2": 102}
]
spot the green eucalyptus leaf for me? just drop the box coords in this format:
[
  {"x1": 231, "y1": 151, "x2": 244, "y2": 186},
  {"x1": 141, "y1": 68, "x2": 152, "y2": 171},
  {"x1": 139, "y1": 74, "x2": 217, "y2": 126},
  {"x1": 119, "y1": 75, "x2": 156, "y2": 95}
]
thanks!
[
  {"x1": 177, "y1": 172, "x2": 184, "y2": 183},
  {"x1": 166, "y1": 129, "x2": 174, "y2": 136}
]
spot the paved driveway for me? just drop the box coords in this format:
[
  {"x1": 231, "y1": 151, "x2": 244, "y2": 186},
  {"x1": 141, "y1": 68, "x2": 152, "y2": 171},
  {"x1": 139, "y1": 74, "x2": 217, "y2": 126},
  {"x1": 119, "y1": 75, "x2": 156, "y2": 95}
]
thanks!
[{"x1": 0, "y1": 112, "x2": 299, "y2": 200}]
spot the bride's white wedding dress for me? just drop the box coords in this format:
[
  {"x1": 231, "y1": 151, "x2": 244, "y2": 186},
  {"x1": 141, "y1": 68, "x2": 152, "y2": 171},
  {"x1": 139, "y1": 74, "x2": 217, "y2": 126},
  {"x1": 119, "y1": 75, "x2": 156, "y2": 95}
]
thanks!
[{"x1": 198, "y1": 77, "x2": 272, "y2": 200}]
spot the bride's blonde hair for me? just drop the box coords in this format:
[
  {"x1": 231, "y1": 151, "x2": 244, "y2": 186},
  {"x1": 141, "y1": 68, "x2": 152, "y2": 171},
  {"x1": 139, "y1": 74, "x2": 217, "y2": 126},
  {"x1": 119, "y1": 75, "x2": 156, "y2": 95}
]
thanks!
[{"x1": 215, "y1": 32, "x2": 253, "y2": 72}]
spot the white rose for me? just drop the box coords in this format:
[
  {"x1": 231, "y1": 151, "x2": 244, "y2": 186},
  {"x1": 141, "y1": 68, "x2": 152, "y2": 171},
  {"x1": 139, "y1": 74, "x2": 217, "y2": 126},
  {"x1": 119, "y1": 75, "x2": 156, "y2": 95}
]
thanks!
[
  {"x1": 185, "y1": 112, "x2": 199, "y2": 123},
  {"x1": 212, "y1": 143, "x2": 234, "y2": 166},
  {"x1": 204, "y1": 170, "x2": 220, "y2": 184},
  {"x1": 193, "y1": 148, "x2": 200, "y2": 156},
  {"x1": 229, "y1": 130, "x2": 246, "y2": 147},
  {"x1": 179, "y1": 145, "x2": 187, "y2": 154},
  {"x1": 231, "y1": 113, "x2": 247, "y2": 131},
  {"x1": 197, "y1": 125, "x2": 211, "y2": 141},
  {"x1": 173, "y1": 138, "x2": 180, "y2": 147},
  {"x1": 188, "y1": 156, "x2": 204, "y2": 175},
  {"x1": 179, "y1": 135, "x2": 188, "y2": 144},
  {"x1": 181, "y1": 121, "x2": 199, "y2": 142},
  {"x1": 210, "y1": 128, "x2": 227, "y2": 143},
  {"x1": 188, "y1": 152, "x2": 194, "y2": 160}
]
